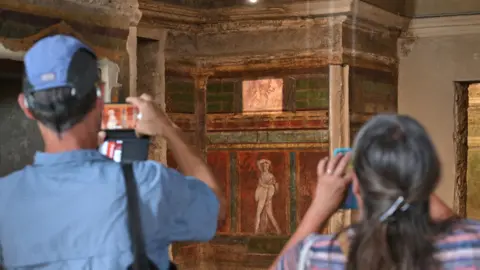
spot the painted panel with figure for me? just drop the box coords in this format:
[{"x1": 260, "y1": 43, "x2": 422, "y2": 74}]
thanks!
[
  {"x1": 242, "y1": 79, "x2": 283, "y2": 113},
  {"x1": 207, "y1": 151, "x2": 231, "y2": 234},
  {"x1": 237, "y1": 151, "x2": 289, "y2": 235},
  {"x1": 296, "y1": 151, "x2": 328, "y2": 228}
]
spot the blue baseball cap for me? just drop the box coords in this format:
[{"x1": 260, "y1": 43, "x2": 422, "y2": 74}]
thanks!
[{"x1": 23, "y1": 35, "x2": 99, "y2": 96}]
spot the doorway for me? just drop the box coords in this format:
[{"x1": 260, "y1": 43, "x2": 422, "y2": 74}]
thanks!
[
  {"x1": 453, "y1": 81, "x2": 480, "y2": 218},
  {"x1": 0, "y1": 59, "x2": 43, "y2": 177}
]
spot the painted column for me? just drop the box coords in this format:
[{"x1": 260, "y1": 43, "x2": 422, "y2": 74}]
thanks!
[
  {"x1": 328, "y1": 64, "x2": 352, "y2": 233},
  {"x1": 127, "y1": 26, "x2": 137, "y2": 97},
  {"x1": 136, "y1": 30, "x2": 168, "y2": 165},
  {"x1": 192, "y1": 71, "x2": 212, "y2": 159}
]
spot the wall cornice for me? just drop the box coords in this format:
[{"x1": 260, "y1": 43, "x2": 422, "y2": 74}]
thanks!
[
  {"x1": 2, "y1": 0, "x2": 135, "y2": 29},
  {"x1": 139, "y1": 0, "x2": 407, "y2": 32},
  {"x1": 407, "y1": 14, "x2": 480, "y2": 38}
]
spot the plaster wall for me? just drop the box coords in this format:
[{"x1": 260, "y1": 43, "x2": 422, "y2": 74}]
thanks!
[
  {"x1": 405, "y1": 0, "x2": 480, "y2": 16},
  {"x1": 398, "y1": 34, "x2": 480, "y2": 206}
]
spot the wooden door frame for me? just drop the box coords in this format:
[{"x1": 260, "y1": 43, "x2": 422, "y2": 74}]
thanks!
[{"x1": 453, "y1": 81, "x2": 480, "y2": 217}]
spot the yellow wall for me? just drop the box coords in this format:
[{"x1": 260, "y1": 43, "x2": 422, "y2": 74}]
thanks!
[{"x1": 398, "y1": 34, "x2": 480, "y2": 206}]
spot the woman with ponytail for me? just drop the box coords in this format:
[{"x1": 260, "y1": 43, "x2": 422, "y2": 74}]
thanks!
[{"x1": 271, "y1": 114, "x2": 480, "y2": 270}]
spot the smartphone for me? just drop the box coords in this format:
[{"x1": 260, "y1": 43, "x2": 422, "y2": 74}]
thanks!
[
  {"x1": 99, "y1": 130, "x2": 150, "y2": 162},
  {"x1": 333, "y1": 148, "x2": 358, "y2": 210},
  {"x1": 99, "y1": 103, "x2": 149, "y2": 162},
  {"x1": 101, "y1": 103, "x2": 139, "y2": 130}
]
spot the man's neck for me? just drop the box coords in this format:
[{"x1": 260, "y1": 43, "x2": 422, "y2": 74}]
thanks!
[
  {"x1": 40, "y1": 127, "x2": 97, "y2": 153},
  {"x1": 43, "y1": 142, "x2": 96, "y2": 153}
]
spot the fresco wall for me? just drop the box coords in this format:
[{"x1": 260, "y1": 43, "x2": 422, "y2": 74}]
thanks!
[
  {"x1": 349, "y1": 67, "x2": 398, "y2": 141},
  {"x1": 165, "y1": 67, "x2": 397, "y2": 269},
  {"x1": 166, "y1": 72, "x2": 330, "y2": 268}
]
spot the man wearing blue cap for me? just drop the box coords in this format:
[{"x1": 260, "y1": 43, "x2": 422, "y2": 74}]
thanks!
[{"x1": 0, "y1": 35, "x2": 224, "y2": 269}]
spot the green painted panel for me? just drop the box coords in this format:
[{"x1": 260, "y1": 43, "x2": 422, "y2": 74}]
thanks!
[
  {"x1": 207, "y1": 103, "x2": 223, "y2": 113},
  {"x1": 295, "y1": 101, "x2": 309, "y2": 109},
  {"x1": 295, "y1": 78, "x2": 328, "y2": 89},
  {"x1": 208, "y1": 130, "x2": 329, "y2": 144},
  {"x1": 166, "y1": 80, "x2": 194, "y2": 113},
  {"x1": 167, "y1": 81, "x2": 194, "y2": 92},
  {"x1": 207, "y1": 92, "x2": 234, "y2": 102},
  {"x1": 295, "y1": 89, "x2": 310, "y2": 100}
]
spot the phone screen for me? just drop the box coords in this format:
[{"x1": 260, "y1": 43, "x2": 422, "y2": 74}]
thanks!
[
  {"x1": 101, "y1": 103, "x2": 139, "y2": 130},
  {"x1": 333, "y1": 148, "x2": 358, "y2": 210},
  {"x1": 99, "y1": 103, "x2": 148, "y2": 162}
]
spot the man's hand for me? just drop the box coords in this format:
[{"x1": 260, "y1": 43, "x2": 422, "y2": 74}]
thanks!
[{"x1": 126, "y1": 94, "x2": 178, "y2": 137}]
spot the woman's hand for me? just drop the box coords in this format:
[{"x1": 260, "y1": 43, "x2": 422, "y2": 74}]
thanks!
[
  {"x1": 268, "y1": 152, "x2": 353, "y2": 270},
  {"x1": 310, "y1": 152, "x2": 353, "y2": 215}
]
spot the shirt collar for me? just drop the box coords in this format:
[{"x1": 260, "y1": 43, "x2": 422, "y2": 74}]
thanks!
[{"x1": 33, "y1": 150, "x2": 109, "y2": 165}]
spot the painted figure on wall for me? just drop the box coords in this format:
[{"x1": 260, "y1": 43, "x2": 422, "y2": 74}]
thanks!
[
  {"x1": 101, "y1": 104, "x2": 139, "y2": 130},
  {"x1": 237, "y1": 151, "x2": 288, "y2": 235},
  {"x1": 106, "y1": 109, "x2": 119, "y2": 129},
  {"x1": 255, "y1": 159, "x2": 281, "y2": 235},
  {"x1": 242, "y1": 78, "x2": 283, "y2": 113}
]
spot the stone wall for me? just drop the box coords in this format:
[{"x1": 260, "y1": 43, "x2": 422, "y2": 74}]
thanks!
[
  {"x1": 0, "y1": 1, "x2": 139, "y2": 175},
  {"x1": 0, "y1": 62, "x2": 43, "y2": 177},
  {"x1": 166, "y1": 78, "x2": 195, "y2": 113}
]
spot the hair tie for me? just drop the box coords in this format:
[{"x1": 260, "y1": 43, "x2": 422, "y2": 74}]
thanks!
[{"x1": 379, "y1": 196, "x2": 410, "y2": 222}]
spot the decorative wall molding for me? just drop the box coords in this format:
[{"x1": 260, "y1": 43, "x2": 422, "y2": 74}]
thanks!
[
  {"x1": 408, "y1": 14, "x2": 480, "y2": 38},
  {"x1": 0, "y1": 21, "x2": 123, "y2": 61},
  {"x1": 1, "y1": 0, "x2": 135, "y2": 30},
  {"x1": 397, "y1": 32, "x2": 418, "y2": 58},
  {"x1": 139, "y1": 0, "x2": 407, "y2": 32}
]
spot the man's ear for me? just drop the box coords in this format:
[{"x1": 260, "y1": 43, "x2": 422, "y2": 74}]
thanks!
[{"x1": 17, "y1": 93, "x2": 34, "y2": 119}]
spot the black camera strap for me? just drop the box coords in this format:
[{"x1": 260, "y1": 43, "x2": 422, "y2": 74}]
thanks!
[
  {"x1": 122, "y1": 163, "x2": 153, "y2": 270},
  {"x1": 121, "y1": 163, "x2": 177, "y2": 270}
]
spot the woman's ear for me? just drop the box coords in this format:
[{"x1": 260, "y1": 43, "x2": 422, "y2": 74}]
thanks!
[
  {"x1": 17, "y1": 93, "x2": 34, "y2": 119},
  {"x1": 352, "y1": 173, "x2": 363, "y2": 208},
  {"x1": 352, "y1": 173, "x2": 360, "y2": 196}
]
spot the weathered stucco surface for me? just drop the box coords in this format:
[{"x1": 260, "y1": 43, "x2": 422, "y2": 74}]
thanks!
[
  {"x1": 0, "y1": 0, "x2": 142, "y2": 176},
  {"x1": 0, "y1": 61, "x2": 43, "y2": 177},
  {"x1": 399, "y1": 34, "x2": 480, "y2": 208},
  {"x1": 2, "y1": 0, "x2": 141, "y2": 28},
  {"x1": 405, "y1": 0, "x2": 480, "y2": 16},
  {"x1": 159, "y1": 1, "x2": 402, "y2": 269}
]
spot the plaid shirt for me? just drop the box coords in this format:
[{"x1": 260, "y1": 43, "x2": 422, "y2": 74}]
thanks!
[{"x1": 277, "y1": 219, "x2": 480, "y2": 270}]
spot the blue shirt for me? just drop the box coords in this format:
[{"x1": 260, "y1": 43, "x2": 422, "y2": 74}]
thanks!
[{"x1": 0, "y1": 150, "x2": 219, "y2": 269}]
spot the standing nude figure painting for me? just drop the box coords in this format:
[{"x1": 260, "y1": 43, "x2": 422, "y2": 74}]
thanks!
[
  {"x1": 106, "y1": 109, "x2": 118, "y2": 129},
  {"x1": 254, "y1": 159, "x2": 282, "y2": 235}
]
